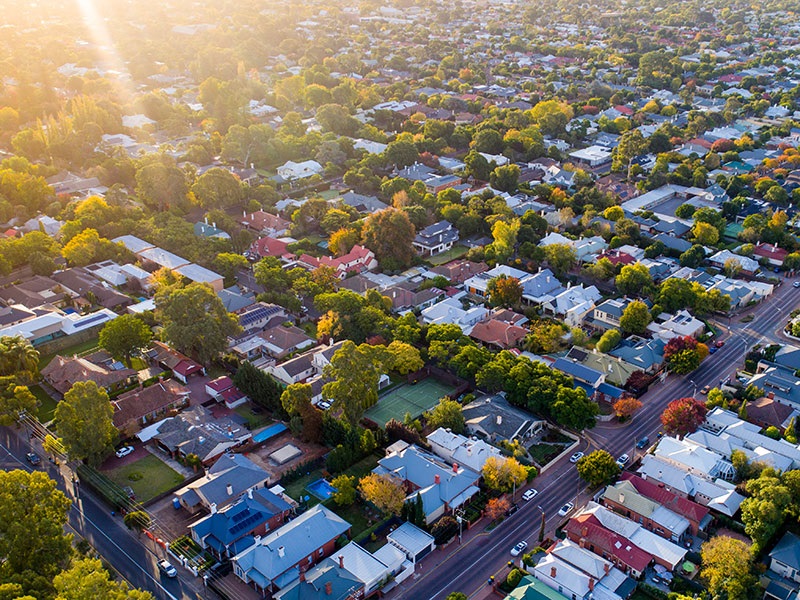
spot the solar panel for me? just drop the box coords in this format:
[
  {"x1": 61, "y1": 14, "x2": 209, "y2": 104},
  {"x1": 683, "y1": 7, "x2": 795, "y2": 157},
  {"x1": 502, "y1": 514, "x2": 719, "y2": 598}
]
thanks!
[{"x1": 74, "y1": 314, "x2": 108, "y2": 329}]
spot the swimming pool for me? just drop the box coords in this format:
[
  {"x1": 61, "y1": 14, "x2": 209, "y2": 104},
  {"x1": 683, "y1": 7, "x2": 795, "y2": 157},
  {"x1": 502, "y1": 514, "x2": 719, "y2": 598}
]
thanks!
[{"x1": 306, "y1": 478, "x2": 337, "y2": 500}]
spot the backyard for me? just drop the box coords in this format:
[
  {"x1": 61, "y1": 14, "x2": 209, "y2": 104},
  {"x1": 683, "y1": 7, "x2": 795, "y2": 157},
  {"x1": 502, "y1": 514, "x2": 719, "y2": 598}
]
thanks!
[
  {"x1": 282, "y1": 454, "x2": 379, "y2": 509},
  {"x1": 426, "y1": 245, "x2": 469, "y2": 266},
  {"x1": 365, "y1": 377, "x2": 456, "y2": 426},
  {"x1": 105, "y1": 455, "x2": 185, "y2": 503},
  {"x1": 39, "y1": 338, "x2": 100, "y2": 369},
  {"x1": 234, "y1": 404, "x2": 273, "y2": 430}
]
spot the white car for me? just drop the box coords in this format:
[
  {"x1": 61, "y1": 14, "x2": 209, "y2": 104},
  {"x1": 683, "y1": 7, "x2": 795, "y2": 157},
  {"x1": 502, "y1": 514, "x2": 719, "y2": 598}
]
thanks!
[
  {"x1": 522, "y1": 489, "x2": 539, "y2": 502},
  {"x1": 569, "y1": 452, "x2": 584, "y2": 463},
  {"x1": 510, "y1": 541, "x2": 528, "y2": 556},
  {"x1": 115, "y1": 446, "x2": 134, "y2": 458},
  {"x1": 558, "y1": 502, "x2": 575, "y2": 517},
  {"x1": 616, "y1": 454, "x2": 629, "y2": 467},
  {"x1": 158, "y1": 559, "x2": 177, "y2": 578}
]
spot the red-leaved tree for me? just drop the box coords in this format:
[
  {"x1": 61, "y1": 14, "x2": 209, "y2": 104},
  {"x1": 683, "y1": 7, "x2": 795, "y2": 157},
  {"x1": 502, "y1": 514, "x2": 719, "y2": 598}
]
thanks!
[{"x1": 661, "y1": 397, "x2": 708, "y2": 439}]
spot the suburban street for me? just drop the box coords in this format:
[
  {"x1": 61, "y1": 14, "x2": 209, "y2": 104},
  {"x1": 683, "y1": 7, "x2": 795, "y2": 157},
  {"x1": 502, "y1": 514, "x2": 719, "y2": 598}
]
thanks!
[
  {"x1": 0, "y1": 427, "x2": 204, "y2": 600},
  {"x1": 392, "y1": 276, "x2": 800, "y2": 600}
]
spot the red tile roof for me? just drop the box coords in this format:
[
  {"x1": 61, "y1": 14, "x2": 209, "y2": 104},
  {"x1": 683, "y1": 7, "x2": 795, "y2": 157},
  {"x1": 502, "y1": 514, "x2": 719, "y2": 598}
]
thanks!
[
  {"x1": 752, "y1": 243, "x2": 788, "y2": 262},
  {"x1": 565, "y1": 514, "x2": 652, "y2": 573},
  {"x1": 250, "y1": 236, "x2": 294, "y2": 260},
  {"x1": 620, "y1": 472, "x2": 709, "y2": 524},
  {"x1": 469, "y1": 319, "x2": 528, "y2": 349}
]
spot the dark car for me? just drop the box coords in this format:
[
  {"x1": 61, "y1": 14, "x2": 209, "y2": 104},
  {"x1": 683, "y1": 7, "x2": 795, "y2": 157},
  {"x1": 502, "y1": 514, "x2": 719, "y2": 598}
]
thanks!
[
  {"x1": 636, "y1": 436, "x2": 650, "y2": 449},
  {"x1": 26, "y1": 452, "x2": 41, "y2": 465}
]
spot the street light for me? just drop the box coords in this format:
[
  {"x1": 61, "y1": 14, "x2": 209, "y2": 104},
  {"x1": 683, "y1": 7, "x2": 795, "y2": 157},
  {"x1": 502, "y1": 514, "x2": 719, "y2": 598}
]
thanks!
[
  {"x1": 688, "y1": 379, "x2": 697, "y2": 397},
  {"x1": 456, "y1": 509, "x2": 464, "y2": 544},
  {"x1": 537, "y1": 505, "x2": 546, "y2": 543}
]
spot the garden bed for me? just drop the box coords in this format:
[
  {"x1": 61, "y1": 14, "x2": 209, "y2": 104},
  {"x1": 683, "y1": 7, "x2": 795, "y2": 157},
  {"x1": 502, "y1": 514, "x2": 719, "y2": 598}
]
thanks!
[
  {"x1": 171, "y1": 535, "x2": 215, "y2": 571},
  {"x1": 528, "y1": 443, "x2": 563, "y2": 466}
]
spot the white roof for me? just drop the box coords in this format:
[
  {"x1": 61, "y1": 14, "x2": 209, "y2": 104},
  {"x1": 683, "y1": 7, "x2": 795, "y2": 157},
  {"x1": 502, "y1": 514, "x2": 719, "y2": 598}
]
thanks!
[
  {"x1": 128, "y1": 299, "x2": 156, "y2": 314},
  {"x1": 387, "y1": 522, "x2": 434, "y2": 556},
  {"x1": 112, "y1": 235, "x2": 155, "y2": 254},
  {"x1": 175, "y1": 263, "x2": 223, "y2": 285},
  {"x1": 335, "y1": 542, "x2": 389, "y2": 584},
  {"x1": 139, "y1": 247, "x2": 190, "y2": 269},
  {"x1": 654, "y1": 436, "x2": 729, "y2": 478}
]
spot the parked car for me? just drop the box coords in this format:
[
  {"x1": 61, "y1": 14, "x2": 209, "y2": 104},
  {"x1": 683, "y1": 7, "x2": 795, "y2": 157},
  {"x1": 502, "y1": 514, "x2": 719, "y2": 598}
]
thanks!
[
  {"x1": 522, "y1": 489, "x2": 539, "y2": 501},
  {"x1": 158, "y1": 560, "x2": 177, "y2": 578},
  {"x1": 700, "y1": 385, "x2": 711, "y2": 394},
  {"x1": 616, "y1": 454, "x2": 629, "y2": 467},
  {"x1": 651, "y1": 575, "x2": 661, "y2": 584},
  {"x1": 558, "y1": 502, "x2": 575, "y2": 517},
  {"x1": 115, "y1": 446, "x2": 134, "y2": 458},
  {"x1": 714, "y1": 341, "x2": 725, "y2": 348},
  {"x1": 636, "y1": 436, "x2": 650, "y2": 449},
  {"x1": 510, "y1": 541, "x2": 528, "y2": 556},
  {"x1": 793, "y1": 281, "x2": 800, "y2": 288},
  {"x1": 506, "y1": 503, "x2": 520, "y2": 517},
  {"x1": 569, "y1": 451, "x2": 584, "y2": 463},
  {"x1": 25, "y1": 452, "x2": 41, "y2": 465}
]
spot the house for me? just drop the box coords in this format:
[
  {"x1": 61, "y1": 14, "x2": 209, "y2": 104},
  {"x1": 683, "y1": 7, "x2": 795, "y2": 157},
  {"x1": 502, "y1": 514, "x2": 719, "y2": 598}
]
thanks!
[
  {"x1": 41, "y1": 355, "x2": 137, "y2": 395},
  {"x1": 21, "y1": 214, "x2": 64, "y2": 237},
  {"x1": 112, "y1": 379, "x2": 191, "y2": 437},
  {"x1": 426, "y1": 427, "x2": 504, "y2": 473},
  {"x1": 0, "y1": 275, "x2": 71, "y2": 309},
  {"x1": 236, "y1": 325, "x2": 315, "y2": 361},
  {"x1": 770, "y1": 532, "x2": 800, "y2": 584},
  {"x1": 386, "y1": 521, "x2": 436, "y2": 565},
  {"x1": 273, "y1": 559, "x2": 363, "y2": 600},
  {"x1": 431, "y1": 260, "x2": 489, "y2": 284},
  {"x1": 239, "y1": 211, "x2": 292, "y2": 237},
  {"x1": 174, "y1": 263, "x2": 225, "y2": 292},
  {"x1": 232, "y1": 504, "x2": 351, "y2": 595},
  {"x1": 0, "y1": 307, "x2": 119, "y2": 346},
  {"x1": 569, "y1": 145, "x2": 613, "y2": 170},
  {"x1": 653, "y1": 435, "x2": 736, "y2": 481},
  {"x1": 51, "y1": 268, "x2": 134, "y2": 310},
  {"x1": 469, "y1": 316, "x2": 528, "y2": 350},
  {"x1": 602, "y1": 479, "x2": 692, "y2": 543},
  {"x1": 218, "y1": 286, "x2": 257, "y2": 313},
  {"x1": 153, "y1": 405, "x2": 252, "y2": 467},
  {"x1": 148, "y1": 341, "x2": 205, "y2": 383},
  {"x1": 298, "y1": 245, "x2": 378, "y2": 279},
  {"x1": 267, "y1": 352, "x2": 316, "y2": 386},
  {"x1": 745, "y1": 396, "x2": 800, "y2": 433},
  {"x1": 590, "y1": 298, "x2": 635, "y2": 330},
  {"x1": 383, "y1": 281, "x2": 444, "y2": 313},
  {"x1": 373, "y1": 443, "x2": 480, "y2": 524},
  {"x1": 508, "y1": 575, "x2": 573, "y2": 600},
  {"x1": 533, "y1": 539, "x2": 636, "y2": 600},
  {"x1": 753, "y1": 242, "x2": 788, "y2": 267},
  {"x1": 248, "y1": 236, "x2": 295, "y2": 262},
  {"x1": 277, "y1": 160, "x2": 324, "y2": 181},
  {"x1": 541, "y1": 284, "x2": 602, "y2": 327},
  {"x1": 564, "y1": 515, "x2": 652, "y2": 579},
  {"x1": 551, "y1": 357, "x2": 605, "y2": 391},
  {"x1": 339, "y1": 191, "x2": 388, "y2": 214},
  {"x1": 420, "y1": 297, "x2": 487, "y2": 334},
  {"x1": 608, "y1": 338, "x2": 666, "y2": 374},
  {"x1": 235, "y1": 302, "x2": 286, "y2": 335},
  {"x1": 413, "y1": 221, "x2": 459, "y2": 257},
  {"x1": 465, "y1": 265, "x2": 530, "y2": 297},
  {"x1": 175, "y1": 453, "x2": 269, "y2": 513},
  {"x1": 707, "y1": 250, "x2": 759, "y2": 275},
  {"x1": 190, "y1": 488, "x2": 293, "y2": 559},
  {"x1": 194, "y1": 221, "x2": 230, "y2": 240},
  {"x1": 462, "y1": 394, "x2": 546, "y2": 443},
  {"x1": 205, "y1": 376, "x2": 249, "y2": 409},
  {"x1": 647, "y1": 310, "x2": 704, "y2": 341}
]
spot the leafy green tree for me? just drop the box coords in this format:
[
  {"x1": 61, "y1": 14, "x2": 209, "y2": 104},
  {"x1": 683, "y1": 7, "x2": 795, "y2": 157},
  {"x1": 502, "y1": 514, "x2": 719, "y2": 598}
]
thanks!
[
  {"x1": 98, "y1": 315, "x2": 152, "y2": 368},
  {"x1": 487, "y1": 274, "x2": 523, "y2": 307},
  {"x1": 0, "y1": 336, "x2": 39, "y2": 384},
  {"x1": 135, "y1": 159, "x2": 188, "y2": 212},
  {"x1": 445, "y1": 593, "x2": 468, "y2": 600},
  {"x1": 615, "y1": 263, "x2": 652, "y2": 296},
  {"x1": 213, "y1": 253, "x2": 249, "y2": 283},
  {"x1": 552, "y1": 387, "x2": 598, "y2": 430},
  {"x1": 191, "y1": 167, "x2": 243, "y2": 209},
  {"x1": 692, "y1": 221, "x2": 719, "y2": 246},
  {"x1": 385, "y1": 341, "x2": 423, "y2": 375},
  {"x1": 596, "y1": 329, "x2": 621, "y2": 353},
  {"x1": 123, "y1": 511, "x2": 152, "y2": 534},
  {"x1": 235, "y1": 361, "x2": 283, "y2": 414},
  {"x1": 577, "y1": 450, "x2": 620, "y2": 487},
  {"x1": 528, "y1": 100, "x2": 574, "y2": 137},
  {"x1": 543, "y1": 244, "x2": 576, "y2": 276},
  {"x1": 425, "y1": 398, "x2": 465, "y2": 434},
  {"x1": 323, "y1": 342, "x2": 388, "y2": 427},
  {"x1": 700, "y1": 536, "x2": 759, "y2": 600},
  {"x1": 661, "y1": 397, "x2": 707, "y2": 438},
  {"x1": 385, "y1": 140, "x2": 420, "y2": 168},
  {"x1": 55, "y1": 382, "x2": 117, "y2": 466},
  {"x1": 464, "y1": 150, "x2": 491, "y2": 181},
  {"x1": 155, "y1": 283, "x2": 241, "y2": 364},
  {"x1": 679, "y1": 244, "x2": 706, "y2": 268},
  {"x1": 619, "y1": 300, "x2": 652, "y2": 334},
  {"x1": 54, "y1": 557, "x2": 154, "y2": 600},
  {"x1": 741, "y1": 470, "x2": 791, "y2": 550},
  {"x1": 62, "y1": 229, "x2": 128, "y2": 267},
  {"x1": 0, "y1": 470, "x2": 72, "y2": 593},
  {"x1": 362, "y1": 208, "x2": 416, "y2": 271},
  {"x1": 488, "y1": 219, "x2": 520, "y2": 264},
  {"x1": 330, "y1": 474, "x2": 356, "y2": 506},
  {"x1": 612, "y1": 129, "x2": 648, "y2": 174},
  {"x1": 0, "y1": 377, "x2": 37, "y2": 427},
  {"x1": 490, "y1": 164, "x2": 520, "y2": 193}
]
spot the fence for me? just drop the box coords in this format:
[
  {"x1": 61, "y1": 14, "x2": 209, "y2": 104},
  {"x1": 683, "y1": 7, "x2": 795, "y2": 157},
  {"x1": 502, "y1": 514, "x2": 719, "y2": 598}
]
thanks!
[{"x1": 406, "y1": 365, "x2": 471, "y2": 399}]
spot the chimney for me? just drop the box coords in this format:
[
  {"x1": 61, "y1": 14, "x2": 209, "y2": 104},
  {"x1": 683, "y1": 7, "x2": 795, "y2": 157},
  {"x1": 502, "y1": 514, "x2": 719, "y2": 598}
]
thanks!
[
  {"x1": 582, "y1": 526, "x2": 588, "y2": 537},
  {"x1": 434, "y1": 474, "x2": 441, "y2": 485},
  {"x1": 453, "y1": 463, "x2": 459, "y2": 473},
  {"x1": 550, "y1": 566, "x2": 557, "y2": 578},
  {"x1": 338, "y1": 555, "x2": 344, "y2": 569},
  {"x1": 254, "y1": 535, "x2": 261, "y2": 545},
  {"x1": 210, "y1": 503, "x2": 217, "y2": 514},
  {"x1": 589, "y1": 579, "x2": 595, "y2": 591},
  {"x1": 768, "y1": 392, "x2": 775, "y2": 399},
  {"x1": 325, "y1": 582, "x2": 333, "y2": 595},
  {"x1": 580, "y1": 538, "x2": 586, "y2": 548},
  {"x1": 299, "y1": 569, "x2": 305, "y2": 582},
  {"x1": 227, "y1": 484, "x2": 234, "y2": 496},
  {"x1": 604, "y1": 563, "x2": 610, "y2": 575},
  {"x1": 619, "y1": 493, "x2": 624, "y2": 503},
  {"x1": 278, "y1": 546, "x2": 285, "y2": 558},
  {"x1": 497, "y1": 415, "x2": 502, "y2": 426}
]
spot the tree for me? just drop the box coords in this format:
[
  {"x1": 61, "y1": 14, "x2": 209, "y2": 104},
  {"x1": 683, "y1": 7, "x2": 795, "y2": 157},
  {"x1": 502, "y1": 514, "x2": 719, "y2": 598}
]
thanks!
[
  {"x1": 135, "y1": 160, "x2": 189, "y2": 211},
  {"x1": 528, "y1": 100, "x2": 573, "y2": 137},
  {"x1": 98, "y1": 315, "x2": 152, "y2": 368},
  {"x1": 155, "y1": 283, "x2": 241, "y2": 365},
  {"x1": 385, "y1": 140, "x2": 419, "y2": 168},
  {"x1": 0, "y1": 377, "x2": 37, "y2": 426},
  {"x1": 576, "y1": 450, "x2": 620, "y2": 487},
  {"x1": 596, "y1": 329, "x2": 621, "y2": 353},
  {"x1": 235, "y1": 361, "x2": 282, "y2": 414},
  {"x1": 330, "y1": 474, "x2": 356, "y2": 506},
  {"x1": 741, "y1": 470, "x2": 791, "y2": 549},
  {"x1": 619, "y1": 300, "x2": 652, "y2": 334},
  {"x1": 692, "y1": 221, "x2": 719, "y2": 246},
  {"x1": 487, "y1": 275, "x2": 523, "y2": 307},
  {"x1": 661, "y1": 397, "x2": 708, "y2": 438},
  {"x1": 490, "y1": 164, "x2": 521, "y2": 193},
  {"x1": 679, "y1": 244, "x2": 706, "y2": 268},
  {"x1": 481, "y1": 456, "x2": 528, "y2": 494},
  {"x1": 323, "y1": 341, "x2": 387, "y2": 427},
  {"x1": 464, "y1": 150, "x2": 491, "y2": 181},
  {"x1": 701, "y1": 536, "x2": 759, "y2": 600},
  {"x1": 0, "y1": 470, "x2": 72, "y2": 591},
  {"x1": 0, "y1": 336, "x2": 39, "y2": 384},
  {"x1": 446, "y1": 594, "x2": 468, "y2": 600},
  {"x1": 54, "y1": 381, "x2": 117, "y2": 466},
  {"x1": 358, "y1": 473, "x2": 405, "y2": 516},
  {"x1": 543, "y1": 244, "x2": 576, "y2": 276},
  {"x1": 489, "y1": 219, "x2": 520, "y2": 264},
  {"x1": 54, "y1": 557, "x2": 154, "y2": 600},
  {"x1": 552, "y1": 386, "x2": 598, "y2": 430},
  {"x1": 615, "y1": 263, "x2": 652, "y2": 296},
  {"x1": 613, "y1": 396, "x2": 643, "y2": 419},
  {"x1": 613, "y1": 129, "x2": 649, "y2": 175},
  {"x1": 385, "y1": 341, "x2": 424, "y2": 375},
  {"x1": 362, "y1": 208, "x2": 416, "y2": 271},
  {"x1": 425, "y1": 398, "x2": 465, "y2": 434},
  {"x1": 123, "y1": 511, "x2": 152, "y2": 534},
  {"x1": 191, "y1": 167, "x2": 243, "y2": 209},
  {"x1": 485, "y1": 497, "x2": 511, "y2": 521},
  {"x1": 213, "y1": 253, "x2": 249, "y2": 283},
  {"x1": 62, "y1": 229, "x2": 128, "y2": 267}
]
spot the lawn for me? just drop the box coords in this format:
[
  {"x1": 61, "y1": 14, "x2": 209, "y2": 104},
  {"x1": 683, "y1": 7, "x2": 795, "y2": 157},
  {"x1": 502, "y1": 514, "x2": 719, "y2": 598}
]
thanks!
[
  {"x1": 39, "y1": 338, "x2": 99, "y2": 369},
  {"x1": 528, "y1": 443, "x2": 563, "y2": 466},
  {"x1": 31, "y1": 385, "x2": 58, "y2": 423},
  {"x1": 234, "y1": 404, "x2": 273, "y2": 430},
  {"x1": 325, "y1": 499, "x2": 373, "y2": 539},
  {"x1": 106, "y1": 455, "x2": 185, "y2": 503},
  {"x1": 426, "y1": 245, "x2": 469, "y2": 266},
  {"x1": 282, "y1": 454, "x2": 379, "y2": 506}
]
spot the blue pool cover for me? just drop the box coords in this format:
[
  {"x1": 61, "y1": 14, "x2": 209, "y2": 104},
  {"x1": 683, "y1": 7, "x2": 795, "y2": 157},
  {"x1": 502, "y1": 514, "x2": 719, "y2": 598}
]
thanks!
[{"x1": 252, "y1": 423, "x2": 288, "y2": 444}]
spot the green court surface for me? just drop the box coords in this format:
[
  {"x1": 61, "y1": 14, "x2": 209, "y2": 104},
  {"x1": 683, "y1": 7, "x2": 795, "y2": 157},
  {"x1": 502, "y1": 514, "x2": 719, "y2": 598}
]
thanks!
[{"x1": 365, "y1": 377, "x2": 456, "y2": 425}]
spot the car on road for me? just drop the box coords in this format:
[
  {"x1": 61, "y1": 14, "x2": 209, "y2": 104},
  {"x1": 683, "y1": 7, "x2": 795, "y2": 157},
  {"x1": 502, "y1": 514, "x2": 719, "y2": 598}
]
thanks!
[
  {"x1": 558, "y1": 502, "x2": 575, "y2": 517},
  {"x1": 510, "y1": 541, "x2": 528, "y2": 556},
  {"x1": 700, "y1": 385, "x2": 711, "y2": 394},
  {"x1": 522, "y1": 489, "x2": 539, "y2": 501},
  {"x1": 115, "y1": 446, "x2": 134, "y2": 458},
  {"x1": 651, "y1": 575, "x2": 661, "y2": 584},
  {"x1": 158, "y1": 560, "x2": 177, "y2": 578},
  {"x1": 714, "y1": 341, "x2": 725, "y2": 348},
  {"x1": 616, "y1": 454, "x2": 629, "y2": 467},
  {"x1": 569, "y1": 451, "x2": 584, "y2": 463},
  {"x1": 794, "y1": 281, "x2": 800, "y2": 288},
  {"x1": 26, "y1": 452, "x2": 41, "y2": 465},
  {"x1": 636, "y1": 436, "x2": 650, "y2": 449}
]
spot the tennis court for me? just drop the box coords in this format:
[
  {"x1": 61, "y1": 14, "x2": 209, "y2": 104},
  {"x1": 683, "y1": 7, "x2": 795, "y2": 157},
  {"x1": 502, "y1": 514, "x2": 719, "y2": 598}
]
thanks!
[{"x1": 365, "y1": 377, "x2": 456, "y2": 426}]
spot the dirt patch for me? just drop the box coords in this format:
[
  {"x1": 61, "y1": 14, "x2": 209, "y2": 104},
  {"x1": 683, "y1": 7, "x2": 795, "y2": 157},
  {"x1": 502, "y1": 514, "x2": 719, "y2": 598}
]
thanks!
[
  {"x1": 243, "y1": 430, "x2": 328, "y2": 481},
  {"x1": 715, "y1": 527, "x2": 752, "y2": 546}
]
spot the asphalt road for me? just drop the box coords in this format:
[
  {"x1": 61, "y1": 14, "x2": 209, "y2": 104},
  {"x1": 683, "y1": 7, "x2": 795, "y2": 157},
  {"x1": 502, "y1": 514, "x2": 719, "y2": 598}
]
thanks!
[
  {"x1": 0, "y1": 427, "x2": 204, "y2": 600},
  {"x1": 396, "y1": 276, "x2": 800, "y2": 600}
]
